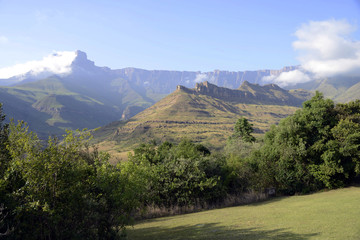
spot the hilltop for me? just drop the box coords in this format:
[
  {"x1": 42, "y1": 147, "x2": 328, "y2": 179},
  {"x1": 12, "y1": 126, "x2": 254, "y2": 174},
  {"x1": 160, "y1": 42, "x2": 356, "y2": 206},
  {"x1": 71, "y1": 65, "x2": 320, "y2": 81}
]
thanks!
[
  {"x1": 93, "y1": 81, "x2": 311, "y2": 157},
  {"x1": 180, "y1": 81, "x2": 308, "y2": 106}
]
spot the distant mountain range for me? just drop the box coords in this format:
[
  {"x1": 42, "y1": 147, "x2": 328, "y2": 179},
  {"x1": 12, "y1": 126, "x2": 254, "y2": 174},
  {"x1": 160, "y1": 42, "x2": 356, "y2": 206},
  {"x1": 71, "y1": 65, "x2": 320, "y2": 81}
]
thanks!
[
  {"x1": 0, "y1": 51, "x2": 298, "y2": 89},
  {"x1": 0, "y1": 50, "x2": 359, "y2": 138}
]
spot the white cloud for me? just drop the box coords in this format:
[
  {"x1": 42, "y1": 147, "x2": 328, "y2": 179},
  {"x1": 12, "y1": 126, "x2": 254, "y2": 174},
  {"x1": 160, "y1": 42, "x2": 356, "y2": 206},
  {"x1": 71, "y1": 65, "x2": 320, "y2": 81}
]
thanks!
[
  {"x1": 194, "y1": 73, "x2": 207, "y2": 83},
  {"x1": 0, "y1": 36, "x2": 8, "y2": 44},
  {"x1": 294, "y1": 19, "x2": 360, "y2": 78},
  {"x1": 263, "y1": 19, "x2": 360, "y2": 86},
  {"x1": 293, "y1": 19, "x2": 357, "y2": 61},
  {"x1": 194, "y1": 73, "x2": 216, "y2": 83},
  {"x1": 263, "y1": 69, "x2": 311, "y2": 87},
  {"x1": 0, "y1": 51, "x2": 77, "y2": 79}
]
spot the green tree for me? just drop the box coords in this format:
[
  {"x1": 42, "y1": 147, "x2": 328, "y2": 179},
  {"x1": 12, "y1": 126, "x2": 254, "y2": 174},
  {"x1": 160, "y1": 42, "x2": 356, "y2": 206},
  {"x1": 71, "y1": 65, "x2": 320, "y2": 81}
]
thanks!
[
  {"x1": 128, "y1": 140, "x2": 224, "y2": 208},
  {"x1": 0, "y1": 103, "x2": 13, "y2": 238},
  {"x1": 251, "y1": 92, "x2": 360, "y2": 194},
  {"x1": 0, "y1": 103, "x2": 9, "y2": 178},
  {"x1": 1, "y1": 120, "x2": 143, "y2": 239},
  {"x1": 232, "y1": 117, "x2": 256, "y2": 143}
]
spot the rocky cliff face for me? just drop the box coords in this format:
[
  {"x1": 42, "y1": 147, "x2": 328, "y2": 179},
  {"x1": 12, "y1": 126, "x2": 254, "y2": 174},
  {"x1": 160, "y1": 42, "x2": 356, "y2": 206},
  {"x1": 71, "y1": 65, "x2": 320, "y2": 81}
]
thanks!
[
  {"x1": 115, "y1": 66, "x2": 299, "y2": 94},
  {"x1": 1, "y1": 50, "x2": 299, "y2": 95},
  {"x1": 177, "y1": 80, "x2": 311, "y2": 107}
]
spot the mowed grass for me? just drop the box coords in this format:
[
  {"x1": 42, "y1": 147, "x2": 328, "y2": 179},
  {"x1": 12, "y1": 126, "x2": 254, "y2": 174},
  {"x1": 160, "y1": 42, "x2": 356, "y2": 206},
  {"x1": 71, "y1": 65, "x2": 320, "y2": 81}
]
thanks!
[{"x1": 127, "y1": 187, "x2": 360, "y2": 239}]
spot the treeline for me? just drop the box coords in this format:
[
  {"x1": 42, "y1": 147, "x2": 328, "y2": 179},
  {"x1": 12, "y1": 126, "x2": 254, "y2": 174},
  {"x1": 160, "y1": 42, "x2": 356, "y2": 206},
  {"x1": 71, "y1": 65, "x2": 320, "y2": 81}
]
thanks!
[{"x1": 1, "y1": 92, "x2": 360, "y2": 239}]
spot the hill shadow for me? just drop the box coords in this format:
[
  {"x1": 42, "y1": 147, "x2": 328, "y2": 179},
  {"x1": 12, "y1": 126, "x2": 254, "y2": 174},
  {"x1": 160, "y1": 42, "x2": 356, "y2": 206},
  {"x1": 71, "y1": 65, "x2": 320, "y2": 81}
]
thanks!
[{"x1": 127, "y1": 222, "x2": 319, "y2": 240}]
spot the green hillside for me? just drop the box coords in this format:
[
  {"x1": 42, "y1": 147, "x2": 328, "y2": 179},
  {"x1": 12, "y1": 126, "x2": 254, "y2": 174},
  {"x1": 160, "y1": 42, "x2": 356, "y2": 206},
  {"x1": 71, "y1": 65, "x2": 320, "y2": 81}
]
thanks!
[
  {"x1": 93, "y1": 82, "x2": 310, "y2": 157},
  {"x1": 0, "y1": 75, "x2": 157, "y2": 138},
  {"x1": 292, "y1": 76, "x2": 360, "y2": 102},
  {"x1": 0, "y1": 80, "x2": 121, "y2": 138},
  {"x1": 128, "y1": 186, "x2": 360, "y2": 240},
  {"x1": 335, "y1": 81, "x2": 360, "y2": 103},
  {"x1": 0, "y1": 87, "x2": 63, "y2": 138}
]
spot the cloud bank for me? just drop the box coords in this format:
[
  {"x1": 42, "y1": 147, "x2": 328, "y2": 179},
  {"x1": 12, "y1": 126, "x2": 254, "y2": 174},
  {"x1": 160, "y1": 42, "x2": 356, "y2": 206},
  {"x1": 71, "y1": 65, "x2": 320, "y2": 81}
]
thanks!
[
  {"x1": 263, "y1": 69, "x2": 311, "y2": 86},
  {"x1": 264, "y1": 19, "x2": 360, "y2": 86},
  {"x1": 0, "y1": 51, "x2": 77, "y2": 79}
]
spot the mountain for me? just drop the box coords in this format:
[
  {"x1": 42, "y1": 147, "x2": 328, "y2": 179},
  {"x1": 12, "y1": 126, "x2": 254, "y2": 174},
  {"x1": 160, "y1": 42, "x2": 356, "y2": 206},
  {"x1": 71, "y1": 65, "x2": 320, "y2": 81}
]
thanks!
[
  {"x1": 93, "y1": 81, "x2": 312, "y2": 157},
  {"x1": 0, "y1": 51, "x2": 157, "y2": 137},
  {"x1": 286, "y1": 75, "x2": 360, "y2": 102},
  {"x1": 183, "y1": 81, "x2": 309, "y2": 106},
  {"x1": 2, "y1": 50, "x2": 359, "y2": 139},
  {"x1": 0, "y1": 53, "x2": 298, "y2": 90},
  {"x1": 0, "y1": 50, "x2": 302, "y2": 137}
]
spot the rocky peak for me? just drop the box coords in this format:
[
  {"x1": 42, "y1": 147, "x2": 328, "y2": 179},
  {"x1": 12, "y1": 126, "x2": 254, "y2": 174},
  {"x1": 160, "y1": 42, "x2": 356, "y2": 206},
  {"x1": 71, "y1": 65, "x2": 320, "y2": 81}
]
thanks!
[
  {"x1": 239, "y1": 80, "x2": 253, "y2": 87},
  {"x1": 194, "y1": 81, "x2": 240, "y2": 99},
  {"x1": 71, "y1": 50, "x2": 95, "y2": 69},
  {"x1": 177, "y1": 81, "x2": 311, "y2": 107},
  {"x1": 176, "y1": 85, "x2": 189, "y2": 91},
  {"x1": 264, "y1": 83, "x2": 282, "y2": 90},
  {"x1": 238, "y1": 80, "x2": 262, "y2": 92},
  {"x1": 195, "y1": 81, "x2": 212, "y2": 92}
]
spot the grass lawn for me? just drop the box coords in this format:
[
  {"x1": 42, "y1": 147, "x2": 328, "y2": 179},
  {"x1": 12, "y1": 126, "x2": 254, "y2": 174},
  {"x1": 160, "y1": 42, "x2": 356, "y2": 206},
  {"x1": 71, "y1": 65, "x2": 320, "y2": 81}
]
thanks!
[{"x1": 127, "y1": 186, "x2": 360, "y2": 239}]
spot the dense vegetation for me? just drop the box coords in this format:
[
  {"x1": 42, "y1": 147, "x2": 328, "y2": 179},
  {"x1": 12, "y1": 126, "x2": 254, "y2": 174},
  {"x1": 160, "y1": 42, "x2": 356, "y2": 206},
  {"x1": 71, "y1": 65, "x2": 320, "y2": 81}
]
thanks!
[
  {"x1": 250, "y1": 92, "x2": 360, "y2": 194},
  {"x1": 0, "y1": 109, "x2": 145, "y2": 239},
  {"x1": 1, "y1": 92, "x2": 360, "y2": 239},
  {"x1": 128, "y1": 140, "x2": 225, "y2": 207}
]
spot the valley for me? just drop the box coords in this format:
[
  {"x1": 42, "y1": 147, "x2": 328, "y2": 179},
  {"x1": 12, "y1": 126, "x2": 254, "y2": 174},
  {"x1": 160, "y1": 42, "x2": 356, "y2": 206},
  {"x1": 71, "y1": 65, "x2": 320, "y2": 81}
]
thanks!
[
  {"x1": 1, "y1": 50, "x2": 360, "y2": 147},
  {"x1": 2, "y1": 2, "x2": 360, "y2": 239}
]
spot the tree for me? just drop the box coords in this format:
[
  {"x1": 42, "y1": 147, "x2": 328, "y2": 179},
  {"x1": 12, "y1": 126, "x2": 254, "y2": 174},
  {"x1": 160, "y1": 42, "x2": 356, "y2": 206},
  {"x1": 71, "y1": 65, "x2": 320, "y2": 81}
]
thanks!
[
  {"x1": 128, "y1": 140, "x2": 224, "y2": 208},
  {"x1": 251, "y1": 92, "x2": 360, "y2": 194},
  {"x1": 0, "y1": 103, "x2": 13, "y2": 238},
  {"x1": 1, "y1": 120, "x2": 143, "y2": 239},
  {"x1": 232, "y1": 117, "x2": 256, "y2": 143}
]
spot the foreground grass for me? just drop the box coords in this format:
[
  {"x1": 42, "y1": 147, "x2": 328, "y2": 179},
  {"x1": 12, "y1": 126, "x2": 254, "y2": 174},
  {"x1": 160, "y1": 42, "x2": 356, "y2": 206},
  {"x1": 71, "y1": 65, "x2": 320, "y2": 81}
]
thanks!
[{"x1": 128, "y1": 187, "x2": 360, "y2": 239}]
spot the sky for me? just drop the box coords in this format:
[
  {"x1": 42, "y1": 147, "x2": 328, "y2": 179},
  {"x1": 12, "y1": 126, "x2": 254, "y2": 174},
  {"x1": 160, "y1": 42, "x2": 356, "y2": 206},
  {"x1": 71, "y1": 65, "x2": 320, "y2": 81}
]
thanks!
[{"x1": 0, "y1": 0, "x2": 360, "y2": 76}]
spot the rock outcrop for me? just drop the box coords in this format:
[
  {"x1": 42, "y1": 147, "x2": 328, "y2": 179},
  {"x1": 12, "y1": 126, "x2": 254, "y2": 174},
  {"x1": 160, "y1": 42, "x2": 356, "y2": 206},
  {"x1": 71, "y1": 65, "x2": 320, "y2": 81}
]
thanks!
[{"x1": 176, "y1": 81, "x2": 311, "y2": 107}]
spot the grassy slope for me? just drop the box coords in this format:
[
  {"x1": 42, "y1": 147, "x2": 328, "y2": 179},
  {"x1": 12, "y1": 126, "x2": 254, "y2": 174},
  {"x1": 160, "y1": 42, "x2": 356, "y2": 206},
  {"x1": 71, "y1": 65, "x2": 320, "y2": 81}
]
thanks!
[
  {"x1": 128, "y1": 187, "x2": 360, "y2": 240},
  {"x1": 94, "y1": 89, "x2": 299, "y2": 157},
  {"x1": 335, "y1": 81, "x2": 360, "y2": 103},
  {"x1": 291, "y1": 76, "x2": 360, "y2": 102},
  {"x1": 0, "y1": 77, "x2": 124, "y2": 136}
]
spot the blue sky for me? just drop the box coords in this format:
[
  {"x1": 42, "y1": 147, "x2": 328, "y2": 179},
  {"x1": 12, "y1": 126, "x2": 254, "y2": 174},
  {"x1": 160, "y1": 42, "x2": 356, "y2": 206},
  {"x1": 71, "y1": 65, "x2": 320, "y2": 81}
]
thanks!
[{"x1": 0, "y1": 0, "x2": 359, "y2": 72}]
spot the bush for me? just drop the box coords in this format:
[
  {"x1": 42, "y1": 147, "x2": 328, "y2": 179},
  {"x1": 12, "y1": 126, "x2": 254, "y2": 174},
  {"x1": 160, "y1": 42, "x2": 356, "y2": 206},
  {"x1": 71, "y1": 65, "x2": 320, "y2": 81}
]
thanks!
[
  {"x1": 127, "y1": 140, "x2": 226, "y2": 208},
  {"x1": 1, "y1": 120, "x2": 144, "y2": 239},
  {"x1": 251, "y1": 93, "x2": 360, "y2": 194}
]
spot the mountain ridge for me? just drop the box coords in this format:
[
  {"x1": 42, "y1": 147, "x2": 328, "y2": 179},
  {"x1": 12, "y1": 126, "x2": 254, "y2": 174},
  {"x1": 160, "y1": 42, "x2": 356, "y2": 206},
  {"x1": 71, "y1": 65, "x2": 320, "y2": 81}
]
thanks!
[
  {"x1": 1, "y1": 50, "x2": 359, "y2": 139},
  {"x1": 93, "y1": 81, "x2": 311, "y2": 157},
  {"x1": 177, "y1": 81, "x2": 309, "y2": 106},
  {"x1": 0, "y1": 50, "x2": 299, "y2": 90}
]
